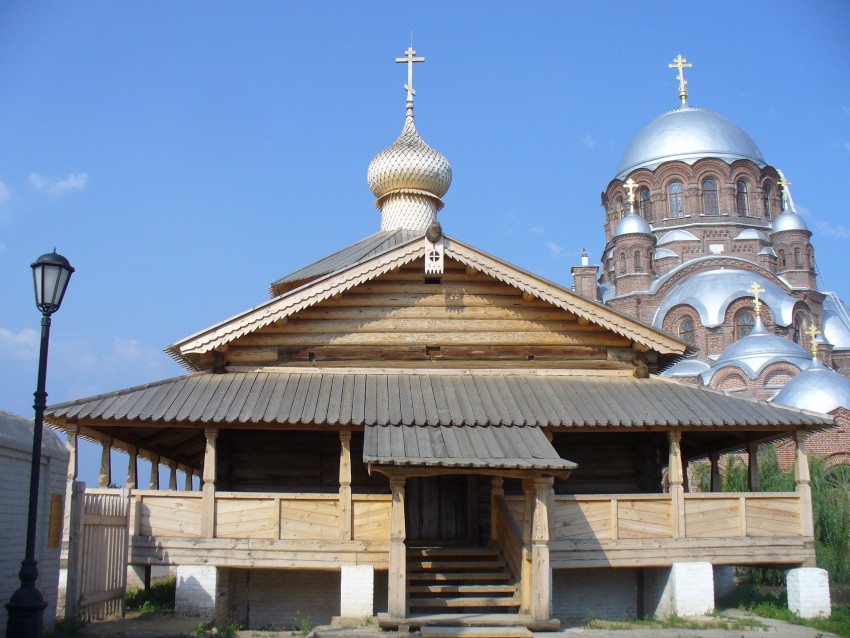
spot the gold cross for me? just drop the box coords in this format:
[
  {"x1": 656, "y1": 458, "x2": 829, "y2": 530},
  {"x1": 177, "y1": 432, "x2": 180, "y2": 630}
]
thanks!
[
  {"x1": 396, "y1": 46, "x2": 425, "y2": 105},
  {"x1": 777, "y1": 169, "x2": 797, "y2": 213},
  {"x1": 668, "y1": 54, "x2": 692, "y2": 106},
  {"x1": 806, "y1": 323, "x2": 821, "y2": 358},
  {"x1": 623, "y1": 178, "x2": 638, "y2": 206},
  {"x1": 748, "y1": 281, "x2": 766, "y2": 315}
]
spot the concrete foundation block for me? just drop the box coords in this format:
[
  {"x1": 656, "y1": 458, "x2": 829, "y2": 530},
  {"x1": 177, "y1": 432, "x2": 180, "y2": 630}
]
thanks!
[
  {"x1": 787, "y1": 568, "x2": 831, "y2": 618},
  {"x1": 340, "y1": 565, "x2": 374, "y2": 617},
  {"x1": 649, "y1": 562, "x2": 714, "y2": 618},
  {"x1": 175, "y1": 565, "x2": 218, "y2": 617}
]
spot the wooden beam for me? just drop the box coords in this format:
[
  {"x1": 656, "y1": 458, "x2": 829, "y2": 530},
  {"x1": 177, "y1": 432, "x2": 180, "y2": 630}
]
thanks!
[
  {"x1": 339, "y1": 432, "x2": 352, "y2": 541},
  {"x1": 99, "y1": 439, "x2": 112, "y2": 488},
  {"x1": 202, "y1": 427, "x2": 218, "y2": 538},
  {"x1": 794, "y1": 431, "x2": 814, "y2": 540},
  {"x1": 388, "y1": 476, "x2": 407, "y2": 619},
  {"x1": 127, "y1": 447, "x2": 138, "y2": 490},
  {"x1": 747, "y1": 441, "x2": 760, "y2": 492},
  {"x1": 530, "y1": 477, "x2": 551, "y2": 621},
  {"x1": 149, "y1": 455, "x2": 160, "y2": 490},
  {"x1": 169, "y1": 460, "x2": 178, "y2": 491},
  {"x1": 668, "y1": 431, "x2": 685, "y2": 539}
]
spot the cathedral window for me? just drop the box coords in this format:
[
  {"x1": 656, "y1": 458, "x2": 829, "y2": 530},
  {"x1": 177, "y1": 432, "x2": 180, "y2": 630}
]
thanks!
[
  {"x1": 677, "y1": 316, "x2": 696, "y2": 345},
  {"x1": 736, "y1": 180, "x2": 750, "y2": 215},
  {"x1": 638, "y1": 188, "x2": 652, "y2": 220},
  {"x1": 808, "y1": 247, "x2": 815, "y2": 269},
  {"x1": 613, "y1": 195, "x2": 625, "y2": 219},
  {"x1": 777, "y1": 249, "x2": 786, "y2": 269},
  {"x1": 794, "y1": 247, "x2": 802, "y2": 267},
  {"x1": 702, "y1": 179, "x2": 719, "y2": 215},
  {"x1": 634, "y1": 250, "x2": 643, "y2": 272},
  {"x1": 793, "y1": 313, "x2": 806, "y2": 345},
  {"x1": 735, "y1": 310, "x2": 756, "y2": 340},
  {"x1": 618, "y1": 252, "x2": 627, "y2": 274},
  {"x1": 668, "y1": 181, "x2": 684, "y2": 218},
  {"x1": 763, "y1": 183, "x2": 772, "y2": 220}
]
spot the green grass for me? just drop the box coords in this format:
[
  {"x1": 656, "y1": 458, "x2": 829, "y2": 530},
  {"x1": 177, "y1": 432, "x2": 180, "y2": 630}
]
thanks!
[
  {"x1": 585, "y1": 612, "x2": 766, "y2": 631},
  {"x1": 125, "y1": 576, "x2": 176, "y2": 612}
]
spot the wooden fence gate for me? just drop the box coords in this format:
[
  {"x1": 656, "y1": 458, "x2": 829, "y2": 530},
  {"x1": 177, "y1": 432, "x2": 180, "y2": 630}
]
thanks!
[{"x1": 65, "y1": 482, "x2": 131, "y2": 621}]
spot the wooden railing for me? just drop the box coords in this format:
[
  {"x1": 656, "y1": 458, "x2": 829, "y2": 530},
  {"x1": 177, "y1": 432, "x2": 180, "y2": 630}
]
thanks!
[
  {"x1": 129, "y1": 490, "x2": 391, "y2": 541},
  {"x1": 491, "y1": 495, "x2": 523, "y2": 582}
]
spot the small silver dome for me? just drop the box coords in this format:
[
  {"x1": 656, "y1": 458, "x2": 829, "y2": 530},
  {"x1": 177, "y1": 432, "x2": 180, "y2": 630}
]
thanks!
[
  {"x1": 700, "y1": 318, "x2": 813, "y2": 383},
  {"x1": 658, "y1": 229, "x2": 699, "y2": 245},
  {"x1": 654, "y1": 247, "x2": 678, "y2": 260},
  {"x1": 653, "y1": 269, "x2": 798, "y2": 328},
  {"x1": 734, "y1": 229, "x2": 769, "y2": 242},
  {"x1": 616, "y1": 106, "x2": 765, "y2": 180},
  {"x1": 771, "y1": 210, "x2": 809, "y2": 234},
  {"x1": 823, "y1": 293, "x2": 850, "y2": 348},
  {"x1": 773, "y1": 359, "x2": 850, "y2": 414},
  {"x1": 660, "y1": 358, "x2": 710, "y2": 378},
  {"x1": 615, "y1": 212, "x2": 652, "y2": 237}
]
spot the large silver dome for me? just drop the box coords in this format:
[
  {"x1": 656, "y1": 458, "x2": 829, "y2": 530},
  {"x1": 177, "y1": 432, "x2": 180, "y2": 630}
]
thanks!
[
  {"x1": 823, "y1": 293, "x2": 850, "y2": 348},
  {"x1": 700, "y1": 318, "x2": 813, "y2": 383},
  {"x1": 616, "y1": 106, "x2": 765, "y2": 179},
  {"x1": 773, "y1": 359, "x2": 850, "y2": 414}
]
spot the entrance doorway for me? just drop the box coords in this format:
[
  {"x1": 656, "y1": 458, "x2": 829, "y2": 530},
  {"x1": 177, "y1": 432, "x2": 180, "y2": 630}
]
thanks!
[{"x1": 404, "y1": 475, "x2": 478, "y2": 545}]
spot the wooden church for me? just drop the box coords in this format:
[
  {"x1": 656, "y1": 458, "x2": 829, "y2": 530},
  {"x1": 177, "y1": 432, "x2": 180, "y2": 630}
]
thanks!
[{"x1": 46, "y1": 49, "x2": 834, "y2": 631}]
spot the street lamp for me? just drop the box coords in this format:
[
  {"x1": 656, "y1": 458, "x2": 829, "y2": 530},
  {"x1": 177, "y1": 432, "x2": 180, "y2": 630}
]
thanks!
[{"x1": 6, "y1": 250, "x2": 74, "y2": 638}]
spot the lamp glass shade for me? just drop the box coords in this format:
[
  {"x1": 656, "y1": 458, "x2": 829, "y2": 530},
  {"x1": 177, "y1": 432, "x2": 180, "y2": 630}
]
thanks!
[{"x1": 31, "y1": 251, "x2": 74, "y2": 315}]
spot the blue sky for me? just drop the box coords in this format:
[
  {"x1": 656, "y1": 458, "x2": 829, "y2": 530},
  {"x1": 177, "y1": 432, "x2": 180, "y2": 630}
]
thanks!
[{"x1": 1, "y1": 2, "x2": 849, "y2": 487}]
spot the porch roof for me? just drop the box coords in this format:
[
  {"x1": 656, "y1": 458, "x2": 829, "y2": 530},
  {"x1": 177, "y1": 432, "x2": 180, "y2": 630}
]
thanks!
[
  {"x1": 46, "y1": 368, "x2": 833, "y2": 430},
  {"x1": 363, "y1": 422, "x2": 575, "y2": 472}
]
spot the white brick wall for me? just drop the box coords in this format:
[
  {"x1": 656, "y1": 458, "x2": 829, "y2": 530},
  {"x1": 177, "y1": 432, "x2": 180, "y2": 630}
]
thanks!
[
  {"x1": 175, "y1": 565, "x2": 219, "y2": 617},
  {"x1": 553, "y1": 569, "x2": 639, "y2": 621},
  {"x1": 340, "y1": 565, "x2": 373, "y2": 617},
  {"x1": 225, "y1": 568, "x2": 341, "y2": 630},
  {"x1": 646, "y1": 562, "x2": 714, "y2": 618},
  {"x1": 0, "y1": 411, "x2": 69, "y2": 636},
  {"x1": 787, "y1": 568, "x2": 831, "y2": 618}
]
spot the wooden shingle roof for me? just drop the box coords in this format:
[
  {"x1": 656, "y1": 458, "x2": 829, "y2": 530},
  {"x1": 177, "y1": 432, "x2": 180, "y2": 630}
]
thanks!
[{"x1": 46, "y1": 368, "x2": 833, "y2": 430}]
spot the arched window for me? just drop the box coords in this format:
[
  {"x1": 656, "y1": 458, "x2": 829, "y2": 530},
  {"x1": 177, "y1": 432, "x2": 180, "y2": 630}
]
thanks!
[
  {"x1": 763, "y1": 184, "x2": 772, "y2": 220},
  {"x1": 668, "y1": 181, "x2": 684, "y2": 218},
  {"x1": 736, "y1": 180, "x2": 750, "y2": 215},
  {"x1": 613, "y1": 196, "x2": 625, "y2": 219},
  {"x1": 735, "y1": 311, "x2": 756, "y2": 340},
  {"x1": 676, "y1": 316, "x2": 696, "y2": 345},
  {"x1": 619, "y1": 252, "x2": 627, "y2": 274},
  {"x1": 794, "y1": 247, "x2": 802, "y2": 267},
  {"x1": 634, "y1": 250, "x2": 643, "y2": 272},
  {"x1": 638, "y1": 188, "x2": 652, "y2": 221},
  {"x1": 793, "y1": 313, "x2": 806, "y2": 345},
  {"x1": 703, "y1": 179, "x2": 718, "y2": 215},
  {"x1": 808, "y1": 247, "x2": 815, "y2": 269},
  {"x1": 777, "y1": 249, "x2": 786, "y2": 269}
]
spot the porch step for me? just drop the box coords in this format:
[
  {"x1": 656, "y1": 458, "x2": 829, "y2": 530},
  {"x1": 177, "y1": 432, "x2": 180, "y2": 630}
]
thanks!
[
  {"x1": 409, "y1": 547, "x2": 501, "y2": 558},
  {"x1": 409, "y1": 584, "x2": 516, "y2": 594},
  {"x1": 420, "y1": 627, "x2": 533, "y2": 638},
  {"x1": 378, "y1": 612, "x2": 560, "y2": 631},
  {"x1": 411, "y1": 560, "x2": 507, "y2": 571},
  {"x1": 410, "y1": 596, "x2": 520, "y2": 609},
  {"x1": 408, "y1": 571, "x2": 512, "y2": 582}
]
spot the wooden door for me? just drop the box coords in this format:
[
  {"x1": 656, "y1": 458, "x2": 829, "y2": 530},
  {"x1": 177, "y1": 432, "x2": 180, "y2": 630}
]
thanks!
[{"x1": 405, "y1": 475, "x2": 476, "y2": 544}]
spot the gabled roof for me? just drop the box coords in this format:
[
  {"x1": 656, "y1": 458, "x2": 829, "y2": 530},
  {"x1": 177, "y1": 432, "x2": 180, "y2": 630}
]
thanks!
[
  {"x1": 166, "y1": 233, "x2": 689, "y2": 370},
  {"x1": 46, "y1": 368, "x2": 832, "y2": 430}
]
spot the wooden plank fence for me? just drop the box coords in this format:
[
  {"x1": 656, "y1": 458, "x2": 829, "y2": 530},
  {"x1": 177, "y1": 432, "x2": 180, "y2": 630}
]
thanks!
[{"x1": 66, "y1": 482, "x2": 131, "y2": 621}]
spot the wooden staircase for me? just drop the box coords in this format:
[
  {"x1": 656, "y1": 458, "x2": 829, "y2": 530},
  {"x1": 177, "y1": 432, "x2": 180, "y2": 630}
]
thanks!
[{"x1": 407, "y1": 546, "x2": 520, "y2": 614}]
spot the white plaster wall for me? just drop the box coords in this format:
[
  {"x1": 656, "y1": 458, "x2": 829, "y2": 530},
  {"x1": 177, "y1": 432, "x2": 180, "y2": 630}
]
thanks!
[
  {"x1": 0, "y1": 411, "x2": 69, "y2": 636},
  {"x1": 645, "y1": 562, "x2": 714, "y2": 618},
  {"x1": 553, "y1": 569, "x2": 639, "y2": 621},
  {"x1": 175, "y1": 565, "x2": 218, "y2": 617}
]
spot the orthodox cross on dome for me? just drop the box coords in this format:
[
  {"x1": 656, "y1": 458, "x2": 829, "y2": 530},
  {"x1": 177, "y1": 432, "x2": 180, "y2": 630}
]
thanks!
[
  {"x1": 806, "y1": 323, "x2": 821, "y2": 358},
  {"x1": 748, "y1": 281, "x2": 766, "y2": 315},
  {"x1": 668, "y1": 54, "x2": 692, "y2": 106},
  {"x1": 777, "y1": 169, "x2": 798, "y2": 213},
  {"x1": 623, "y1": 178, "x2": 638, "y2": 206},
  {"x1": 396, "y1": 46, "x2": 425, "y2": 114}
]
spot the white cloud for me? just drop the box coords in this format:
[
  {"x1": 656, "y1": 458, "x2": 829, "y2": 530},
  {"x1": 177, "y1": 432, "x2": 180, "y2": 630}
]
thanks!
[
  {"x1": 579, "y1": 134, "x2": 595, "y2": 148},
  {"x1": 546, "y1": 241, "x2": 566, "y2": 257},
  {"x1": 531, "y1": 226, "x2": 545, "y2": 234},
  {"x1": 0, "y1": 181, "x2": 9, "y2": 205},
  {"x1": 28, "y1": 171, "x2": 89, "y2": 196},
  {"x1": 0, "y1": 327, "x2": 39, "y2": 361},
  {"x1": 816, "y1": 220, "x2": 850, "y2": 239}
]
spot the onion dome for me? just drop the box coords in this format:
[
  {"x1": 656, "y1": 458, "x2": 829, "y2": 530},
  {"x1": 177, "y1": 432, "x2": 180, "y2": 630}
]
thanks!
[
  {"x1": 700, "y1": 317, "x2": 813, "y2": 383},
  {"x1": 770, "y1": 169, "x2": 809, "y2": 234},
  {"x1": 367, "y1": 48, "x2": 451, "y2": 232},
  {"x1": 614, "y1": 210, "x2": 652, "y2": 236},
  {"x1": 615, "y1": 106, "x2": 765, "y2": 180},
  {"x1": 773, "y1": 359, "x2": 850, "y2": 414}
]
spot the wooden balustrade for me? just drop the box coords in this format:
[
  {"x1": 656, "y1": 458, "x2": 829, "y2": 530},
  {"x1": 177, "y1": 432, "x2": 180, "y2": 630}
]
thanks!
[{"x1": 491, "y1": 495, "x2": 523, "y2": 582}]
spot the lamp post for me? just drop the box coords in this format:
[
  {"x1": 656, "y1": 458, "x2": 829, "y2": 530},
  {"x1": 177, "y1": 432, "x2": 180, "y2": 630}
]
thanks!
[{"x1": 6, "y1": 250, "x2": 74, "y2": 638}]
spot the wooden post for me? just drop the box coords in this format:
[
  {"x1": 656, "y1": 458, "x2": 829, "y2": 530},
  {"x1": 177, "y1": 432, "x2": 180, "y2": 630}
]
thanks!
[
  {"x1": 490, "y1": 477, "x2": 504, "y2": 545},
  {"x1": 668, "y1": 431, "x2": 685, "y2": 538},
  {"x1": 530, "y1": 477, "x2": 551, "y2": 622},
  {"x1": 127, "y1": 447, "x2": 138, "y2": 490},
  {"x1": 202, "y1": 427, "x2": 218, "y2": 538},
  {"x1": 388, "y1": 475, "x2": 407, "y2": 619},
  {"x1": 794, "y1": 431, "x2": 815, "y2": 538},
  {"x1": 62, "y1": 423, "x2": 79, "y2": 550},
  {"x1": 520, "y1": 479, "x2": 534, "y2": 614},
  {"x1": 168, "y1": 460, "x2": 178, "y2": 490},
  {"x1": 747, "y1": 441, "x2": 760, "y2": 492},
  {"x1": 183, "y1": 467, "x2": 193, "y2": 491},
  {"x1": 709, "y1": 451, "x2": 721, "y2": 492},
  {"x1": 339, "y1": 432, "x2": 352, "y2": 540},
  {"x1": 149, "y1": 455, "x2": 160, "y2": 490},
  {"x1": 65, "y1": 480, "x2": 85, "y2": 621},
  {"x1": 99, "y1": 438, "x2": 112, "y2": 487}
]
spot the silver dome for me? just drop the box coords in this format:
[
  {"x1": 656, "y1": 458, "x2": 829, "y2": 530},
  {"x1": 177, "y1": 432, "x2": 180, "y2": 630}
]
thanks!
[
  {"x1": 771, "y1": 210, "x2": 809, "y2": 234},
  {"x1": 660, "y1": 358, "x2": 710, "y2": 378},
  {"x1": 757, "y1": 246, "x2": 777, "y2": 257},
  {"x1": 616, "y1": 106, "x2": 765, "y2": 180},
  {"x1": 615, "y1": 212, "x2": 652, "y2": 236},
  {"x1": 773, "y1": 359, "x2": 850, "y2": 414},
  {"x1": 654, "y1": 247, "x2": 678, "y2": 260},
  {"x1": 823, "y1": 292, "x2": 850, "y2": 348},
  {"x1": 700, "y1": 318, "x2": 813, "y2": 383},
  {"x1": 657, "y1": 229, "x2": 699, "y2": 245},
  {"x1": 653, "y1": 269, "x2": 798, "y2": 328},
  {"x1": 734, "y1": 229, "x2": 769, "y2": 241}
]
